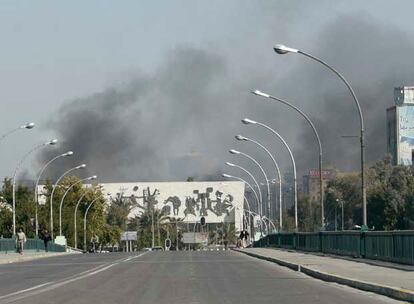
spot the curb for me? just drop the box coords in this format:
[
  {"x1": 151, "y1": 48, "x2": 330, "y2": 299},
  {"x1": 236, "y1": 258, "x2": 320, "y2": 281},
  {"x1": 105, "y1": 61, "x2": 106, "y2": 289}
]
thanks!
[
  {"x1": 0, "y1": 252, "x2": 75, "y2": 265},
  {"x1": 233, "y1": 249, "x2": 414, "y2": 303}
]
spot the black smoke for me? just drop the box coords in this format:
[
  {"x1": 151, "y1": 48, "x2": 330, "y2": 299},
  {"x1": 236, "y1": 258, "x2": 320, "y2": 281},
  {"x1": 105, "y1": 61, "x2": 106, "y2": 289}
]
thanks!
[{"x1": 37, "y1": 10, "x2": 414, "y2": 183}]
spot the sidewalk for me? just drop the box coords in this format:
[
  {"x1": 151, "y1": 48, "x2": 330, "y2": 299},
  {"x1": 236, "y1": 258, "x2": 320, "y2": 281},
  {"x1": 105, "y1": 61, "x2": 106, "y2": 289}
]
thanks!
[
  {"x1": 234, "y1": 247, "x2": 414, "y2": 303},
  {"x1": 0, "y1": 250, "x2": 73, "y2": 264}
]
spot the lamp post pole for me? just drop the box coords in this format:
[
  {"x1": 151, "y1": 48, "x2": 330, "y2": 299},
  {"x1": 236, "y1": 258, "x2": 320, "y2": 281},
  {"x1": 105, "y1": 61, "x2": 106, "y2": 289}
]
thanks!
[
  {"x1": 50, "y1": 164, "x2": 86, "y2": 239},
  {"x1": 84, "y1": 196, "x2": 100, "y2": 252},
  {"x1": 222, "y1": 173, "x2": 260, "y2": 214},
  {"x1": 252, "y1": 91, "x2": 323, "y2": 229},
  {"x1": 225, "y1": 162, "x2": 263, "y2": 217},
  {"x1": 0, "y1": 122, "x2": 35, "y2": 143},
  {"x1": 273, "y1": 44, "x2": 366, "y2": 227},
  {"x1": 242, "y1": 118, "x2": 298, "y2": 230},
  {"x1": 34, "y1": 151, "x2": 73, "y2": 238},
  {"x1": 229, "y1": 149, "x2": 271, "y2": 227},
  {"x1": 236, "y1": 135, "x2": 283, "y2": 231},
  {"x1": 59, "y1": 175, "x2": 96, "y2": 236},
  {"x1": 12, "y1": 139, "x2": 58, "y2": 236}
]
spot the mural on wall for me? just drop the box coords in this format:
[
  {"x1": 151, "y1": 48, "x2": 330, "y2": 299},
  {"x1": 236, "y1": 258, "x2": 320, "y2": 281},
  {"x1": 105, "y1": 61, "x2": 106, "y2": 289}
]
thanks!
[{"x1": 101, "y1": 181, "x2": 244, "y2": 224}]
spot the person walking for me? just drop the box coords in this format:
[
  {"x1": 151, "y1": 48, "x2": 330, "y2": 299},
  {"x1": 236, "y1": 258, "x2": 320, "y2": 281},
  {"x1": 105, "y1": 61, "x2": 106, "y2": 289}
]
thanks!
[
  {"x1": 43, "y1": 230, "x2": 52, "y2": 252},
  {"x1": 16, "y1": 228, "x2": 27, "y2": 255}
]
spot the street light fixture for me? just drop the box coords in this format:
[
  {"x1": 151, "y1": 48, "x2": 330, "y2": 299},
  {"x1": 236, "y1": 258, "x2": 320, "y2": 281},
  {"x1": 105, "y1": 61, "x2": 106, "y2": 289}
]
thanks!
[
  {"x1": 235, "y1": 134, "x2": 283, "y2": 231},
  {"x1": 225, "y1": 162, "x2": 263, "y2": 216},
  {"x1": 12, "y1": 139, "x2": 58, "y2": 235},
  {"x1": 34, "y1": 150, "x2": 73, "y2": 238},
  {"x1": 228, "y1": 149, "x2": 271, "y2": 229},
  {"x1": 0, "y1": 122, "x2": 35, "y2": 143},
  {"x1": 59, "y1": 175, "x2": 97, "y2": 236},
  {"x1": 273, "y1": 43, "x2": 367, "y2": 227},
  {"x1": 222, "y1": 173, "x2": 260, "y2": 213},
  {"x1": 242, "y1": 118, "x2": 298, "y2": 230},
  {"x1": 251, "y1": 90, "x2": 324, "y2": 229},
  {"x1": 50, "y1": 164, "x2": 86, "y2": 239}
]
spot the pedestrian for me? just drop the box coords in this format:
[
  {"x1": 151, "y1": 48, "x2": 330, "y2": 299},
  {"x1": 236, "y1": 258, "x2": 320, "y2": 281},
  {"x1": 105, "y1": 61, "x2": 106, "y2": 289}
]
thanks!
[
  {"x1": 223, "y1": 233, "x2": 229, "y2": 250},
  {"x1": 16, "y1": 228, "x2": 26, "y2": 255},
  {"x1": 239, "y1": 230, "x2": 246, "y2": 248},
  {"x1": 43, "y1": 229, "x2": 52, "y2": 252},
  {"x1": 243, "y1": 229, "x2": 250, "y2": 248}
]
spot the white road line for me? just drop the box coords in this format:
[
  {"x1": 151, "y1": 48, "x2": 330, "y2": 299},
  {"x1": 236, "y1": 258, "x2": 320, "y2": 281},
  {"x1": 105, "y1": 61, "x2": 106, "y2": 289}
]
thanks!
[
  {"x1": 0, "y1": 252, "x2": 148, "y2": 303},
  {"x1": 0, "y1": 282, "x2": 54, "y2": 300}
]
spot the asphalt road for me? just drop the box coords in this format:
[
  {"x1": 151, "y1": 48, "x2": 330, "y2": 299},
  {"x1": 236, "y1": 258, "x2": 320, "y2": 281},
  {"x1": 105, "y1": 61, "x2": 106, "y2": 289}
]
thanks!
[{"x1": 0, "y1": 250, "x2": 404, "y2": 304}]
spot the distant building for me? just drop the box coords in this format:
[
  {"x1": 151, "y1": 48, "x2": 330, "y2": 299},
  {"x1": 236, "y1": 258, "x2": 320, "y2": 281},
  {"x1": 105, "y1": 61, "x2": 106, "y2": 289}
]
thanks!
[
  {"x1": 302, "y1": 169, "x2": 336, "y2": 202},
  {"x1": 387, "y1": 86, "x2": 414, "y2": 165}
]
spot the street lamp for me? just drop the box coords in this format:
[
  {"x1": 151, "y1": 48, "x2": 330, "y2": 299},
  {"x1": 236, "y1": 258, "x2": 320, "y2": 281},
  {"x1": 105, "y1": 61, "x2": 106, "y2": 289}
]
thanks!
[
  {"x1": 59, "y1": 175, "x2": 97, "y2": 236},
  {"x1": 222, "y1": 173, "x2": 260, "y2": 212},
  {"x1": 0, "y1": 122, "x2": 35, "y2": 143},
  {"x1": 34, "y1": 151, "x2": 73, "y2": 238},
  {"x1": 273, "y1": 44, "x2": 366, "y2": 227},
  {"x1": 251, "y1": 90, "x2": 324, "y2": 229},
  {"x1": 12, "y1": 139, "x2": 58, "y2": 235},
  {"x1": 242, "y1": 118, "x2": 298, "y2": 230},
  {"x1": 74, "y1": 186, "x2": 101, "y2": 249},
  {"x1": 236, "y1": 134, "x2": 283, "y2": 231},
  {"x1": 84, "y1": 194, "x2": 104, "y2": 252},
  {"x1": 229, "y1": 149, "x2": 271, "y2": 224},
  {"x1": 225, "y1": 162, "x2": 262, "y2": 216},
  {"x1": 50, "y1": 164, "x2": 86, "y2": 239}
]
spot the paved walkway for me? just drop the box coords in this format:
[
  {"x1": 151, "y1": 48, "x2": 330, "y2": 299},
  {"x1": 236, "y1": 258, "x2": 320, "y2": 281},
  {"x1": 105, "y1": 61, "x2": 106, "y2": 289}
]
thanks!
[
  {"x1": 0, "y1": 250, "x2": 73, "y2": 264},
  {"x1": 235, "y1": 248, "x2": 414, "y2": 302}
]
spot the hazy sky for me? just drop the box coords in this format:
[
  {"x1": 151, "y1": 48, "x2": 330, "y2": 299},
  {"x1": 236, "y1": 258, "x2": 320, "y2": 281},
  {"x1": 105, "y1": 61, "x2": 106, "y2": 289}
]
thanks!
[{"x1": 2, "y1": 1, "x2": 414, "y2": 184}]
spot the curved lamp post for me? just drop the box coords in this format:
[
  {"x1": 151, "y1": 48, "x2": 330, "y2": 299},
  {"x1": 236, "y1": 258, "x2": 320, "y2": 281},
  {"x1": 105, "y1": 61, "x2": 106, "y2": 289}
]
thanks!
[
  {"x1": 59, "y1": 175, "x2": 97, "y2": 236},
  {"x1": 225, "y1": 162, "x2": 262, "y2": 216},
  {"x1": 0, "y1": 122, "x2": 35, "y2": 143},
  {"x1": 12, "y1": 139, "x2": 58, "y2": 235},
  {"x1": 50, "y1": 164, "x2": 86, "y2": 239},
  {"x1": 242, "y1": 118, "x2": 298, "y2": 230},
  {"x1": 34, "y1": 151, "x2": 73, "y2": 238},
  {"x1": 222, "y1": 173, "x2": 260, "y2": 213},
  {"x1": 236, "y1": 134, "x2": 283, "y2": 230},
  {"x1": 251, "y1": 90, "x2": 324, "y2": 228},
  {"x1": 273, "y1": 44, "x2": 366, "y2": 227},
  {"x1": 74, "y1": 187, "x2": 99, "y2": 249},
  {"x1": 83, "y1": 194, "x2": 105, "y2": 252},
  {"x1": 229, "y1": 149, "x2": 271, "y2": 223}
]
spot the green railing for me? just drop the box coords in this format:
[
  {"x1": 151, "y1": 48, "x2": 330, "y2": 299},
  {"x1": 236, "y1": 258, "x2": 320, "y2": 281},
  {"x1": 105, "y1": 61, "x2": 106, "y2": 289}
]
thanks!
[
  {"x1": 0, "y1": 238, "x2": 66, "y2": 253},
  {"x1": 253, "y1": 230, "x2": 414, "y2": 265}
]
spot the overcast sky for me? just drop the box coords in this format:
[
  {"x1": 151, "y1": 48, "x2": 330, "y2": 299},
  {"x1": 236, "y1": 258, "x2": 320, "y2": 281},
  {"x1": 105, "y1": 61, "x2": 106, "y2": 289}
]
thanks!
[{"x1": 2, "y1": 1, "x2": 414, "y2": 184}]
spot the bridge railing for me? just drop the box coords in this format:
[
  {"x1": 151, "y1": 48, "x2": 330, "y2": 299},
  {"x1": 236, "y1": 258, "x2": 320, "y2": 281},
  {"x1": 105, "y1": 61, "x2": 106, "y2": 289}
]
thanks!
[
  {"x1": 0, "y1": 238, "x2": 66, "y2": 253},
  {"x1": 253, "y1": 230, "x2": 414, "y2": 265}
]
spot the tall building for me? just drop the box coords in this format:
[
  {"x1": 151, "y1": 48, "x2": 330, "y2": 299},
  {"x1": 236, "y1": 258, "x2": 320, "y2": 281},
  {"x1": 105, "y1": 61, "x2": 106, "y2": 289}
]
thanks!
[
  {"x1": 302, "y1": 169, "x2": 336, "y2": 202},
  {"x1": 387, "y1": 86, "x2": 414, "y2": 165}
]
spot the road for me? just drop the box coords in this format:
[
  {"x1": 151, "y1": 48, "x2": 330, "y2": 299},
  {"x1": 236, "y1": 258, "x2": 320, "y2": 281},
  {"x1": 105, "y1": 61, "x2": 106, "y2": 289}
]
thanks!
[{"x1": 0, "y1": 250, "x2": 404, "y2": 304}]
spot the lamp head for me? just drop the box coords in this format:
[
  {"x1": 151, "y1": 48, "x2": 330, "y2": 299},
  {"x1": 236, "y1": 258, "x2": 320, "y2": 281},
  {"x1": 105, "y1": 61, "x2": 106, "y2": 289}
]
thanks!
[
  {"x1": 22, "y1": 122, "x2": 35, "y2": 129},
  {"x1": 222, "y1": 173, "x2": 232, "y2": 178},
  {"x1": 235, "y1": 135, "x2": 248, "y2": 141},
  {"x1": 76, "y1": 164, "x2": 87, "y2": 169},
  {"x1": 252, "y1": 90, "x2": 270, "y2": 98},
  {"x1": 241, "y1": 118, "x2": 257, "y2": 125},
  {"x1": 229, "y1": 149, "x2": 241, "y2": 155},
  {"x1": 225, "y1": 162, "x2": 235, "y2": 167},
  {"x1": 89, "y1": 175, "x2": 97, "y2": 180},
  {"x1": 63, "y1": 151, "x2": 74, "y2": 157},
  {"x1": 48, "y1": 139, "x2": 58, "y2": 145},
  {"x1": 273, "y1": 44, "x2": 299, "y2": 54}
]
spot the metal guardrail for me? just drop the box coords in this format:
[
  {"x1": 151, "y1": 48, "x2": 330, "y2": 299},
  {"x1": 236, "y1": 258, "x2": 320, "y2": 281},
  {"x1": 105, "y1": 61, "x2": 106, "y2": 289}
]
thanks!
[
  {"x1": 253, "y1": 230, "x2": 414, "y2": 265},
  {"x1": 0, "y1": 238, "x2": 66, "y2": 253}
]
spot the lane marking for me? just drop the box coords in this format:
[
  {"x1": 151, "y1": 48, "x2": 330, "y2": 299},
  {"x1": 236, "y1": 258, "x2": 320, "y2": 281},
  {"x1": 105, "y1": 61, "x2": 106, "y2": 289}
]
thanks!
[
  {"x1": 0, "y1": 252, "x2": 148, "y2": 303},
  {"x1": 0, "y1": 282, "x2": 54, "y2": 300}
]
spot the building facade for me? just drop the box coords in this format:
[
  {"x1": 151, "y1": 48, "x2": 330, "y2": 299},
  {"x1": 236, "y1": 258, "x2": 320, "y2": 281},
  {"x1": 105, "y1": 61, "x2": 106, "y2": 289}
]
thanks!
[
  {"x1": 302, "y1": 169, "x2": 336, "y2": 201},
  {"x1": 387, "y1": 86, "x2": 414, "y2": 165}
]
